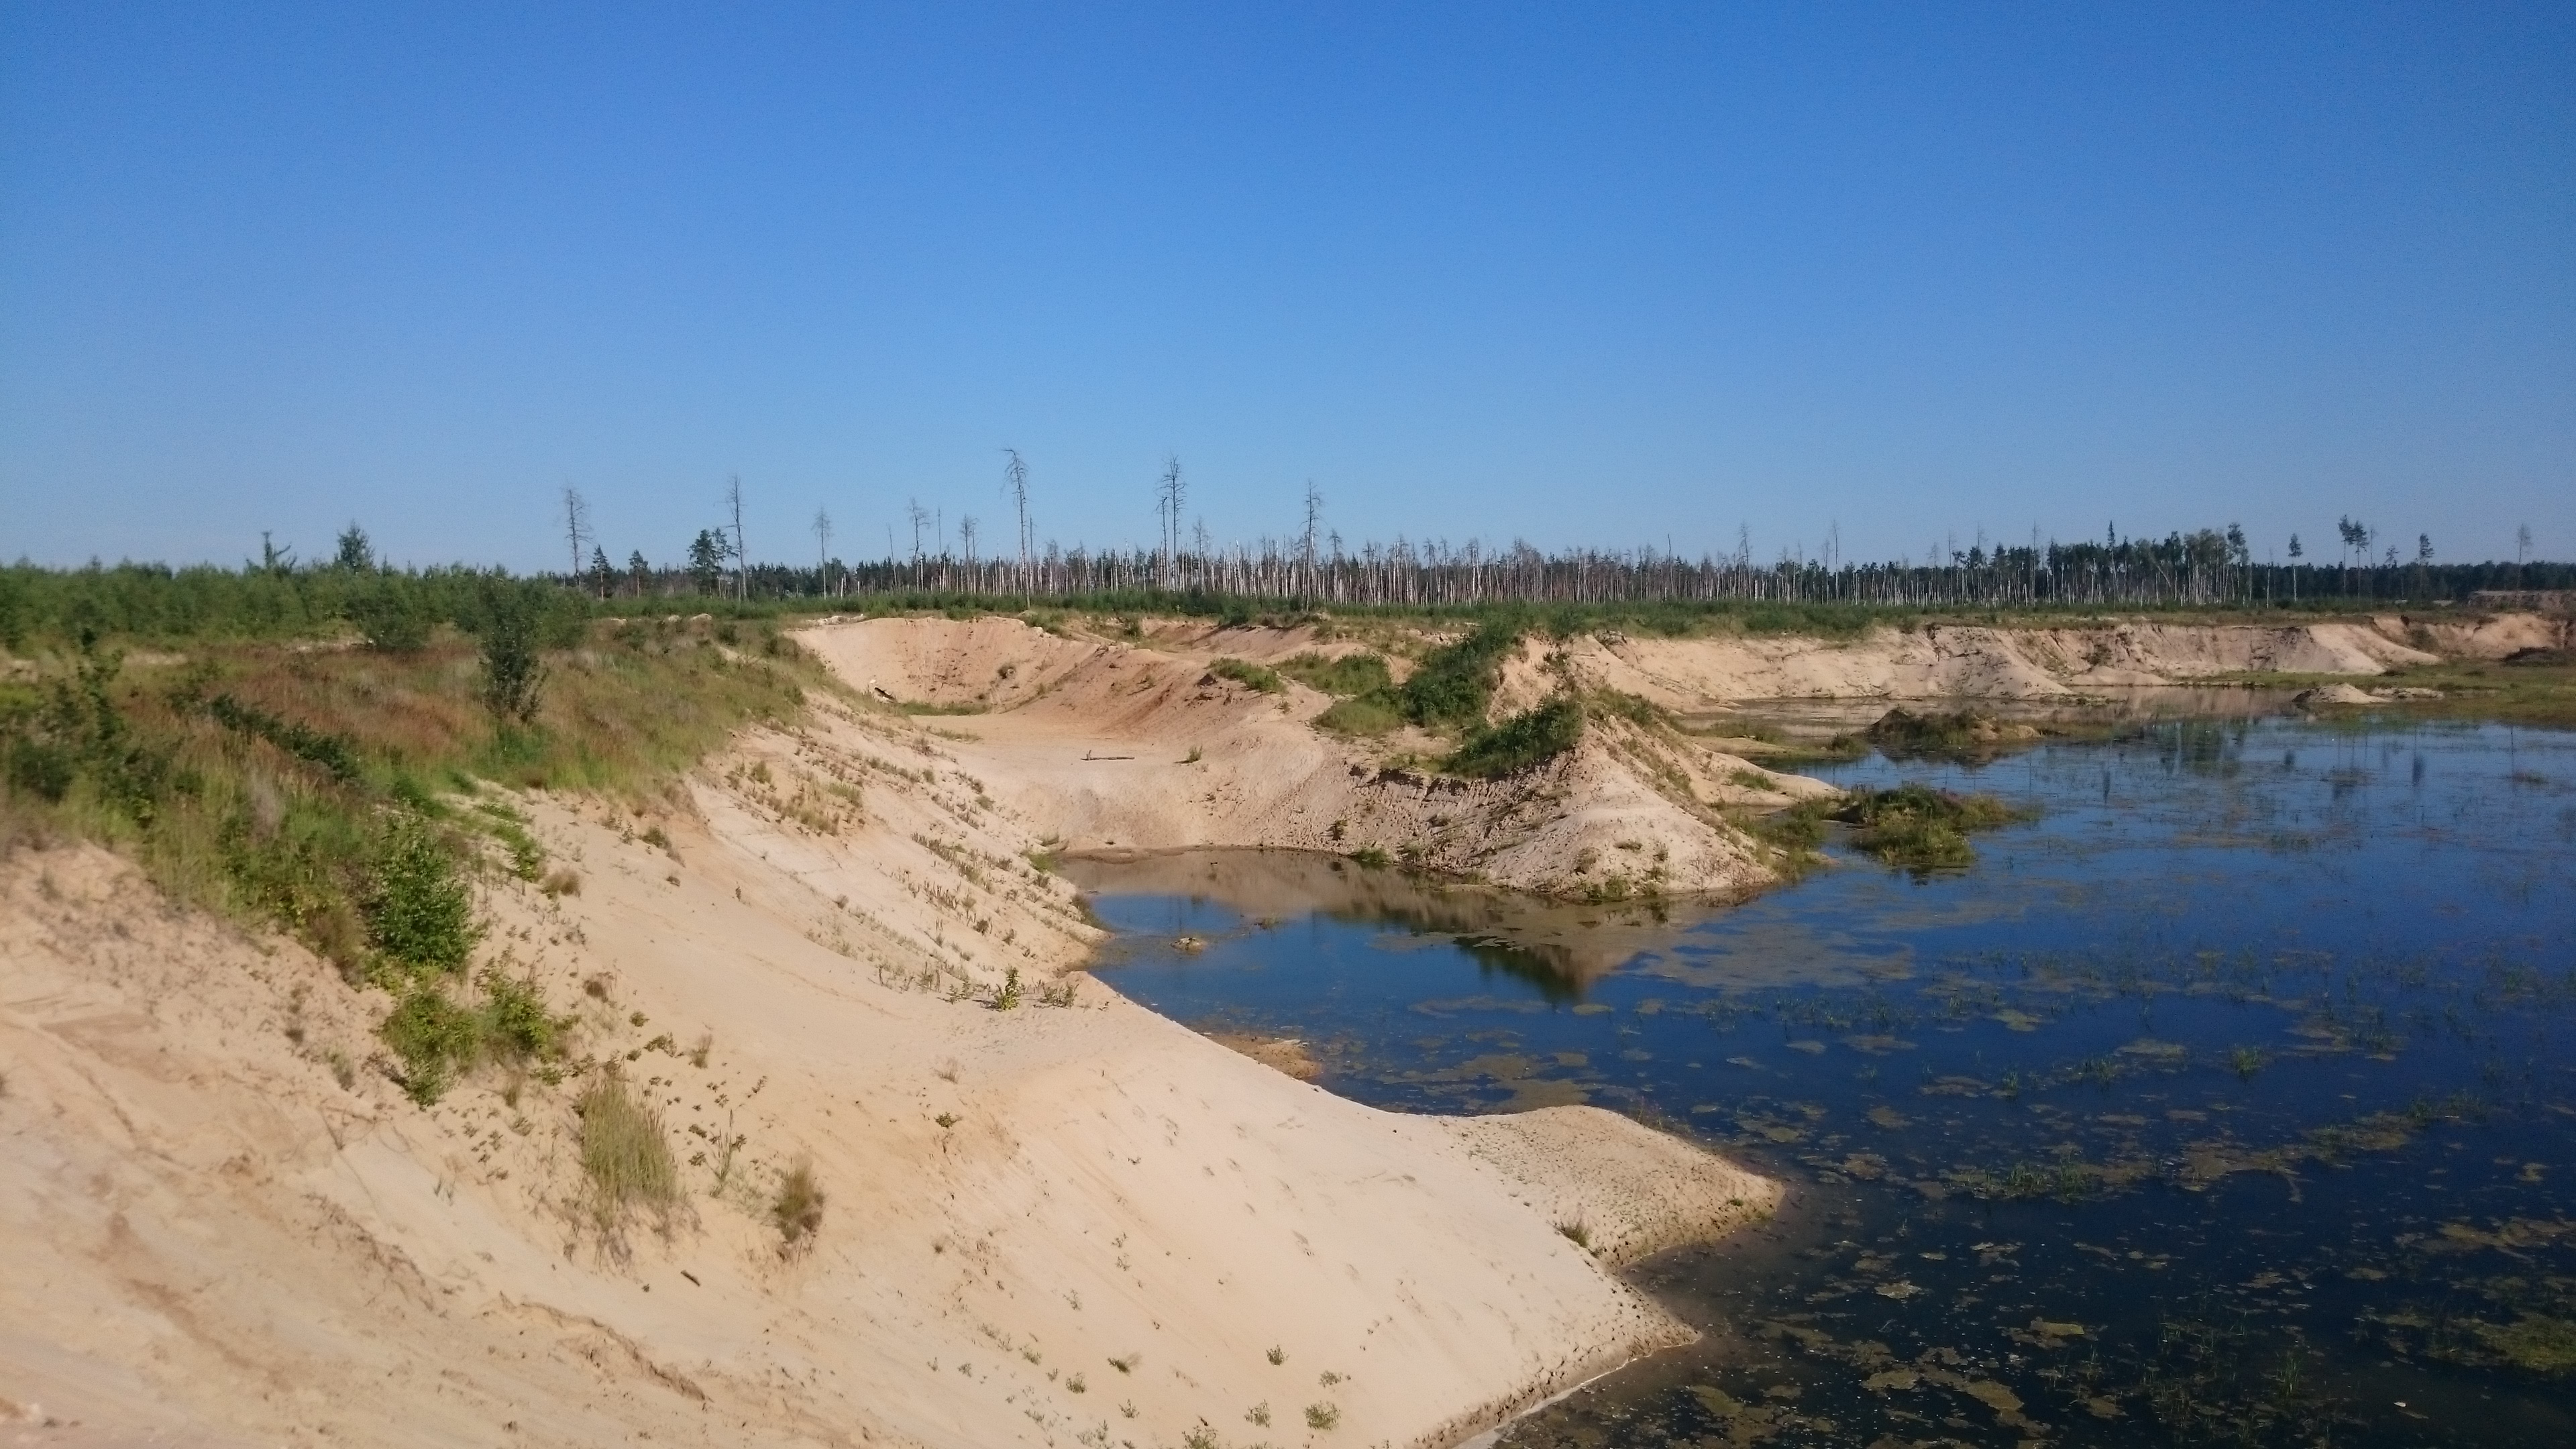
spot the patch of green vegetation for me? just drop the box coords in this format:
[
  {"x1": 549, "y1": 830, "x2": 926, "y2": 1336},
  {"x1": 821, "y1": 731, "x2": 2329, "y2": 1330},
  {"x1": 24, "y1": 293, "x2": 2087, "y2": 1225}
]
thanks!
[
  {"x1": 1397, "y1": 617, "x2": 1523, "y2": 730},
  {"x1": 1831, "y1": 782, "x2": 2034, "y2": 873},
  {"x1": 1444, "y1": 697, "x2": 1585, "y2": 777},
  {"x1": 368, "y1": 818, "x2": 482, "y2": 971},
  {"x1": 2478, "y1": 1313, "x2": 2576, "y2": 1377},
  {"x1": 376, "y1": 967, "x2": 566, "y2": 1105},
  {"x1": 1307, "y1": 619, "x2": 1529, "y2": 740},
  {"x1": 1314, "y1": 692, "x2": 1407, "y2": 735},
  {"x1": 1348, "y1": 845, "x2": 1391, "y2": 869},
  {"x1": 1208, "y1": 657, "x2": 1285, "y2": 693},
  {"x1": 3, "y1": 604, "x2": 837, "y2": 1111},
  {"x1": 379, "y1": 981, "x2": 482, "y2": 1105},
  {"x1": 1276, "y1": 650, "x2": 1392, "y2": 697}
]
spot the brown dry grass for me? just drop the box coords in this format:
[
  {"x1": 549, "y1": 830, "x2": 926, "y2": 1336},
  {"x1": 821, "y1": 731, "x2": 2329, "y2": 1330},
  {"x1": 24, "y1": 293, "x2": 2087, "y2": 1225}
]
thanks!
[{"x1": 576, "y1": 1072, "x2": 680, "y2": 1248}]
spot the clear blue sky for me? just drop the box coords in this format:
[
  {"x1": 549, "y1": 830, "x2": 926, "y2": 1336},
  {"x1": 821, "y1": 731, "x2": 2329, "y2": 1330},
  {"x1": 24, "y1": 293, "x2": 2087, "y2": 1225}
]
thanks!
[{"x1": 3, "y1": 2, "x2": 2570, "y2": 570}]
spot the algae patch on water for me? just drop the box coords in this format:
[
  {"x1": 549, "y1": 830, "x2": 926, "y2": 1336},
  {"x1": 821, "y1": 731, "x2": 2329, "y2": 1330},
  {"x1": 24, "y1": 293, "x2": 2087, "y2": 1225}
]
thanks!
[{"x1": 1827, "y1": 782, "x2": 2035, "y2": 873}]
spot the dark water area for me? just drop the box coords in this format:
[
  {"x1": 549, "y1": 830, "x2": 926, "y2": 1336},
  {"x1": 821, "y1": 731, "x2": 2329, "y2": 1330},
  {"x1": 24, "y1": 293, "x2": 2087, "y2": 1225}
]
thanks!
[{"x1": 1067, "y1": 716, "x2": 2576, "y2": 1447}]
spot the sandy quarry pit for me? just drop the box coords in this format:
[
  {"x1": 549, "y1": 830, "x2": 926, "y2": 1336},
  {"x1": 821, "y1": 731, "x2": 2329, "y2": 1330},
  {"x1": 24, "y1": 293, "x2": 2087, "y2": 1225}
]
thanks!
[{"x1": 3, "y1": 607, "x2": 2546, "y2": 1448}]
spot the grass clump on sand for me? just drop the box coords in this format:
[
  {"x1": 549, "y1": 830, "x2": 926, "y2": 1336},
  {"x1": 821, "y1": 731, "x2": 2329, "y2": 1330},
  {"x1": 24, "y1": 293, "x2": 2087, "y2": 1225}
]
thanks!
[
  {"x1": 1444, "y1": 697, "x2": 1585, "y2": 778},
  {"x1": 771, "y1": 1156, "x2": 826, "y2": 1252},
  {"x1": 1314, "y1": 690, "x2": 1408, "y2": 736},
  {"x1": 578, "y1": 1073, "x2": 680, "y2": 1242},
  {"x1": 1276, "y1": 651, "x2": 1391, "y2": 698},
  {"x1": 1830, "y1": 782, "x2": 2032, "y2": 872},
  {"x1": 1208, "y1": 657, "x2": 1285, "y2": 693}
]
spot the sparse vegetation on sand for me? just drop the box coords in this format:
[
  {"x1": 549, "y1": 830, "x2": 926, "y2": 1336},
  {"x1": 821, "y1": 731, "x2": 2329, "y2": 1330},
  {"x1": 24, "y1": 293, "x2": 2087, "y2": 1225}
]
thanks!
[
  {"x1": 1208, "y1": 657, "x2": 1285, "y2": 693},
  {"x1": 576, "y1": 1072, "x2": 680, "y2": 1241},
  {"x1": 771, "y1": 1156, "x2": 826, "y2": 1250},
  {"x1": 1275, "y1": 651, "x2": 1392, "y2": 697},
  {"x1": 1, "y1": 578, "x2": 838, "y2": 1108}
]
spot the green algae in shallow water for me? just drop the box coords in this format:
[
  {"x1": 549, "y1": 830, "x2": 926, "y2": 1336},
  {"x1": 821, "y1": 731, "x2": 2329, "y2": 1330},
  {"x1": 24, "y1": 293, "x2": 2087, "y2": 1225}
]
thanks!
[
  {"x1": 1080, "y1": 718, "x2": 2576, "y2": 1448},
  {"x1": 2479, "y1": 1315, "x2": 2576, "y2": 1376}
]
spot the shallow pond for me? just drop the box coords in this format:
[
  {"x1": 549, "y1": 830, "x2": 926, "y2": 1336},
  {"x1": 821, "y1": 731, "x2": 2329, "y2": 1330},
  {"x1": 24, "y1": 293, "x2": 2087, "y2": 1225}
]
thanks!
[{"x1": 1068, "y1": 716, "x2": 2576, "y2": 1447}]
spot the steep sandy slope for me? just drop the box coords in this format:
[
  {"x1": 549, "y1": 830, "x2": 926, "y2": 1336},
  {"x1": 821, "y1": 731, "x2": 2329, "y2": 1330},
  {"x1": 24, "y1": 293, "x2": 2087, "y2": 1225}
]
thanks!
[
  {"x1": 2368, "y1": 610, "x2": 2569, "y2": 660},
  {"x1": 1, "y1": 687, "x2": 1780, "y2": 1449},
  {"x1": 1594, "y1": 619, "x2": 2440, "y2": 704},
  {"x1": 796, "y1": 619, "x2": 1809, "y2": 900}
]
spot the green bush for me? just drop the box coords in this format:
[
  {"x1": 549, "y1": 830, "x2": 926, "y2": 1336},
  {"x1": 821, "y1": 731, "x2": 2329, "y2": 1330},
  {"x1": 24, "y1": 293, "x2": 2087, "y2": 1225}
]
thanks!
[
  {"x1": 1397, "y1": 618, "x2": 1523, "y2": 731},
  {"x1": 368, "y1": 820, "x2": 480, "y2": 974},
  {"x1": 476, "y1": 968, "x2": 561, "y2": 1064},
  {"x1": 380, "y1": 981, "x2": 479, "y2": 1104},
  {"x1": 343, "y1": 582, "x2": 433, "y2": 652},
  {"x1": 469, "y1": 582, "x2": 551, "y2": 722},
  {"x1": 1444, "y1": 698, "x2": 1584, "y2": 778}
]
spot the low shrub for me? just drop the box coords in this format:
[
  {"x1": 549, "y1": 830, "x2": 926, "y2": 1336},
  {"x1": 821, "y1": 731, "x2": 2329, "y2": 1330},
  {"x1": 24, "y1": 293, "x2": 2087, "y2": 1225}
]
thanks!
[
  {"x1": 368, "y1": 819, "x2": 480, "y2": 974},
  {"x1": 1444, "y1": 697, "x2": 1583, "y2": 777},
  {"x1": 1397, "y1": 617, "x2": 1523, "y2": 731},
  {"x1": 1313, "y1": 692, "x2": 1406, "y2": 735},
  {"x1": 380, "y1": 982, "x2": 479, "y2": 1104},
  {"x1": 476, "y1": 968, "x2": 564, "y2": 1065},
  {"x1": 1276, "y1": 651, "x2": 1391, "y2": 697},
  {"x1": 1208, "y1": 657, "x2": 1284, "y2": 694}
]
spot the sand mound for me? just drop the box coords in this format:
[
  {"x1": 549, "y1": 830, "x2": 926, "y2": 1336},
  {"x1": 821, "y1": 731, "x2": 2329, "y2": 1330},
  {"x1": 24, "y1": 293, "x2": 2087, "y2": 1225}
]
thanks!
[{"x1": 795, "y1": 617, "x2": 1799, "y2": 899}]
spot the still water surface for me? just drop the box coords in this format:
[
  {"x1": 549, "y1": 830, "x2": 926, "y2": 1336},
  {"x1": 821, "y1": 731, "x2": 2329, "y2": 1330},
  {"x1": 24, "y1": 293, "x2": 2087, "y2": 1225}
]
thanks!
[{"x1": 1068, "y1": 717, "x2": 2576, "y2": 1447}]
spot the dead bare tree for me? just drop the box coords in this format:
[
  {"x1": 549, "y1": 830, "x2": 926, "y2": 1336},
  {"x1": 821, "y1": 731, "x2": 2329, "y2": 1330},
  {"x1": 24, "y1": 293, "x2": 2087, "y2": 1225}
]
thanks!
[
  {"x1": 1300, "y1": 482, "x2": 1324, "y2": 606},
  {"x1": 562, "y1": 486, "x2": 593, "y2": 582},
  {"x1": 906, "y1": 498, "x2": 930, "y2": 566},
  {"x1": 723, "y1": 475, "x2": 748, "y2": 600},
  {"x1": 1156, "y1": 455, "x2": 1185, "y2": 588},
  {"x1": 1003, "y1": 448, "x2": 1031, "y2": 590}
]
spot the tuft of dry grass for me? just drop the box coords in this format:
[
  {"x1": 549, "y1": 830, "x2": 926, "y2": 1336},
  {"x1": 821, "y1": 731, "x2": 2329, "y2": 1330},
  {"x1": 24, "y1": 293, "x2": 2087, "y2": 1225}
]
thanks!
[
  {"x1": 770, "y1": 1156, "x2": 825, "y2": 1251},
  {"x1": 576, "y1": 1073, "x2": 679, "y2": 1246}
]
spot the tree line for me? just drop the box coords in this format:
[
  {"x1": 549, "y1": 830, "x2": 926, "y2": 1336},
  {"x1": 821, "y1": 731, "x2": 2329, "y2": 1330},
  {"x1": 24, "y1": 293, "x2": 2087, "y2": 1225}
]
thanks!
[
  {"x1": 585, "y1": 526, "x2": 2571, "y2": 613},
  {"x1": 5, "y1": 518, "x2": 2567, "y2": 651}
]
